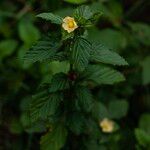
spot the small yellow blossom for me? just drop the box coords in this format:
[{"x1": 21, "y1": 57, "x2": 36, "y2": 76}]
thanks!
[
  {"x1": 62, "y1": 16, "x2": 78, "y2": 33},
  {"x1": 99, "y1": 118, "x2": 114, "y2": 133}
]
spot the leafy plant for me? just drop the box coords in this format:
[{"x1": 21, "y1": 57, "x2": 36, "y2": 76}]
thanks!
[{"x1": 24, "y1": 5, "x2": 128, "y2": 150}]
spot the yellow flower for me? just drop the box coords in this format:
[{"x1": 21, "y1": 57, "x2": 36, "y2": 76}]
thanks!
[
  {"x1": 62, "y1": 16, "x2": 78, "y2": 33},
  {"x1": 99, "y1": 118, "x2": 114, "y2": 133}
]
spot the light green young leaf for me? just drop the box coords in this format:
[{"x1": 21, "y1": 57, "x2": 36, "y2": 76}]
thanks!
[
  {"x1": 135, "y1": 129, "x2": 150, "y2": 147},
  {"x1": 18, "y1": 20, "x2": 40, "y2": 45},
  {"x1": 82, "y1": 64, "x2": 125, "y2": 85},
  {"x1": 91, "y1": 43, "x2": 128, "y2": 66},
  {"x1": 0, "y1": 40, "x2": 18, "y2": 60},
  {"x1": 64, "y1": 0, "x2": 87, "y2": 4},
  {"x1": 37, "y1": 13, "x2": 63, "y2": 24},
  {"x1": 30, "y1": 91, "x2": 63, "y2": 122},
  {"x1": 41, "y1": 125, "x2": 68, "y2": 150},
  {"x1": 108, "y1": 100, "x2": 129, "y2": 119},
  {"x1": 139, "y1": 114, "x2": 150, "y2": 134},
  {"x1": 49, "y1": 73, "x2": 70, "y2": 92},
  {"x1": 24, "y1": 37, "x2": 62, "y2": 63},
  {"x1": 72, "y1": 37, "x2": 91, "y2": 71}
]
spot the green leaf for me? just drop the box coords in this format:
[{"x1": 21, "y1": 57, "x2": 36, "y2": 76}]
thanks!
[
  {"x1": 141, "y1": 56, "x2": 150, "y2": 85},
  {"x1": 37, "y1": 13, "x2": 63, "y2": 24},
  {"x1": 9, "y1": 118, "x2": 23, "y2": 134},
  {"x1": 135, "y1": 129, "x2": 150, "y2": 147},
  {"x1": 82, "y1": 64, "x2": 125, "y2": 85},
  {"x1": 64, "y1": 0, "x2": 87, "y2": 4},
  {"x1": 139, "y1": 114, "x2": 150, "y2": 134},
  {"x1": 71, "y1": 37, "x2": 91, "y2": 71},
  {"x1": 108, "y1": 100, "x2": 129, "y2": 119},
  {"x1": 129, "y1": 22, "x2": 150, "y2": 46},
  {"x1": 92, "y1": 101, "x2": 109, "y2": 120},
  {"x1": 0, "y1": 40, "x2": 18, "y2": 60},
  {"x1": 30, "y1": 91, "x2": 63, "y2": 122},
  {"x1": 68, "y1": 112, "x2": 85, "y2": 135},
  {"x1": 41, "y1": 125, "x2": 68, "y2": 150},
  {"x1": 87, "y1": 28, "x2": 127, "y2": 50},
  {"x1": 18, "y1": 20, "x2": 40, "y2": 45},
  {"x1": 91, "y1": 43, "x2": 128, "y2": 66},
  {"x1": 24, "y1": 36, "x2": 62, "y2": 63},
  {"x1": 49, "y1": 73, "x2": 70, "y2": 92},
  {"x1": 85, "y1": 139, "x2": 107, "y2": 150},
  {"x1": 20, "y1": 112, "x2": 46, "y2": 133},
  {"x1": 74, "y1": 5, "x2": 93, "y2": 20},
  {"x1": 75, "y1": 86, "x2": 93, "y2": 112}
]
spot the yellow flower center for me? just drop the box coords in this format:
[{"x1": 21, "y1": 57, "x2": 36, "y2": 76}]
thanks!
[{"x1": 68, "y1": 21, "x2": 75, "y2": 28}]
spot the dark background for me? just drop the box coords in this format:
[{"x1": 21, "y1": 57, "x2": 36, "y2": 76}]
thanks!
[{"x1": 0, "y1": 0, "x2": 150, "y2": 149}]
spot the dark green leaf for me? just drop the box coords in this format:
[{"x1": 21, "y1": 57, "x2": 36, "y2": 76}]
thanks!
[
  {"x1": 75, "y1": 86, "x2": 93, "y2": 112},
  {"x1": 141, "y1": 56, "x2": 150, "y2": 85},
  {"x1": 82, "y1": 64, "x2": 125, "y2": 85},
  {"x1": 41, "y1": 125, "x2": 68, "y2": 150},
  {"x1": 74, "y1": 5, "x2": 93, "y2": 20},
  {"x1": 49, "y1": 73, "x2": 70, "y2": 92},
  {"x1": 92, "y1": 101, "x2": 109, "y2": 120},
  {"x1": 129, "y1": 23, "x2": 150, "y2": 46},
  {"x1": 87, "y1": 28, "x2": 127, "y2": 50},
  {"x1": 71, "y1": 37, "x2": 91, "y2": 71},
  {"x1": 24, "y1": 36, "x2": 62, "y2": 63},
  {"x1": 91, "y1": 43, "x2": 128, "y2": 66},
  {"x1": 30, "y1": 91, "x2": 63, "y2": 122},
  {"x1": 68, "y1": 112, "x2": 85, "y2": 135},
  {"x1": 108, "y1": 100, "x2": 129, "y2": 119},
  {"x1": 37, "y1": 13, "x2": 63, "y2": 24}
]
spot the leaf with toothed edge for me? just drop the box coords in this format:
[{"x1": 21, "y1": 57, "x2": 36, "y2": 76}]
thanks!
[
  {"x1": 91, "y1": 42, "x2": 128, "y2": 66},
  {"x1": 81, "y1": 64, "x2": 125, "y2": 85},
  {"x1": 71, "y1": 37, "x2": 91, "y2": 71},
  {"x1": 37, "y1": 13, "x2": 63, "y2": 24}
]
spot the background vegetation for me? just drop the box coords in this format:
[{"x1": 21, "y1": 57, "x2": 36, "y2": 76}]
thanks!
[{"x1": 0, "y1": 0, "x2": 150, "y2": 150}]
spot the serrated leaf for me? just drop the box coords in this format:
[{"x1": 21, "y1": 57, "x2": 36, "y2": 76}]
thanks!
[
  {"x1": 75, "y1": 86, "x2": 93, "y2": 112},
  {"x1": 49, "y1": 73, "x2": 70, "y2": 92},
  {"x1": 24, "y1": 36, "x2": 62, "y2": 63},
  {"x1": 37, "y1": 13, "x2": 63, "y2": 24},
  {"x1": 41, "y1": 125, "x2": 68, "y2": 150},
  {"x1": 82, "y1": 64, "x2": 125, "y2": 85},
  {"x1": 30, "y1": 91, "x2": 63, "y2": 122},
  {"x1": 92, "y1": 101, "x2": 109, "y2": 120},
  {"x1": 91, "y1": 43, "x2": 128, "y2": 66},
  {"x1": 135, "y1": 129, "x2": 150, "y2": 147},
  {"x1": 74, "y1": 5, "x2": 93, "y2": 21},
  {"x1": 72, "y1": 37, "x2": 91, "y2": 71},
  {"x1": 108, "y1": 100, "x2": 129, "y2": 119}
]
